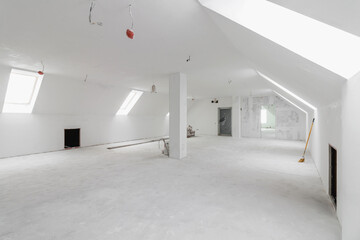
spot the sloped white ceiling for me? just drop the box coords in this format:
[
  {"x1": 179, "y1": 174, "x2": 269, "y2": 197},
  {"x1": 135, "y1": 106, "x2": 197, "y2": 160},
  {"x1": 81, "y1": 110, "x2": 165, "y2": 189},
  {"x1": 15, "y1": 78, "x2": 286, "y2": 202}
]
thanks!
[
  {"x1": 0, "y1": 0, "x2": 260, "y2": 96},
  {"x1": 269, "y1": 0, "x2": 360, "y2": 37},
  {"x1": 0, "y1": 0, "x2": 351, "y2": 115},
  {"x1": 200, "y1": 6, "x2": 345, "y2": 107},
  {"x1": 33, "y1": 74, "x2": 129, "y2": 115},
  {"x1": 32, "y1": 74, "x2": 170, "y2": 116},
  {"x1": 131, "y1": 92, "x2": 169, "y2": 116}
]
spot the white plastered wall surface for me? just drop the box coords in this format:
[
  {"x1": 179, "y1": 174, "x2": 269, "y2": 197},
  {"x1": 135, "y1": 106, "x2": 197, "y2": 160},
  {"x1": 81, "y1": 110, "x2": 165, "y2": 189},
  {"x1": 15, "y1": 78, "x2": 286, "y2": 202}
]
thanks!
[
  {"x1": 187, "y1": 94, "x2": 305, "y2": 141},
  {"x1": 307, "y1": 74, "x2": 360, "y2": 240},
  {"x1": 241, "y1": 94, "x2": 306, "y2": 140},
  {"x1": 187, "y1": 97, "x2": 232, "y2": 136},
  {"x1": 0, "y1": 66, "x2": 169, "y2": 158},
  {"x1": 340, "y1": 72, "x2": 360, "y2": 239},
  {"x1": 198, "y1": 1, "x2": 360, "y2": 238}
]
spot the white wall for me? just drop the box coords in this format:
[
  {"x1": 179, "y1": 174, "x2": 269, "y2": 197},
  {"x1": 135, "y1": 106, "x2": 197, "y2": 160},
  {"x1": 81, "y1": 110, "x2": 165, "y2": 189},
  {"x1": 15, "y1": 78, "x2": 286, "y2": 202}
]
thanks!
[
  {"x1": 188, "y1": 94, "x2": 306, "y2": 141},
  {"x1": 187, "y1": 97, "x2": 232, "y2": 136},
  {"x1": 275, "y1": 96, "x2": 306, "y2": 141},
  {"x1": 241, "y1": 96, "x2": 261, "y2": 138},
  {"x1": 308, "y1": 103, "x2": 342, "y2": 233},
  {"x1": 309, "y1": 103, "x2": 341, "y2": 195},
  {"x1": 232, "y1": 96, "x2": 241, "y2": 138},
  {"x1": 0, "y1": 66, "x2": 169, "y2": 158},
  {"x1": 0, "y1": 114, "x2": 169, "y2": 158},
  {"x1": 340, "y1": 72, "x2": 360, "y2": 240},
  {"x1": 309, "y1": 72, "x2": 360, "y2": 240},
  {"x1": 241, "y1": 94, "x2": 306, "y2": 140}
]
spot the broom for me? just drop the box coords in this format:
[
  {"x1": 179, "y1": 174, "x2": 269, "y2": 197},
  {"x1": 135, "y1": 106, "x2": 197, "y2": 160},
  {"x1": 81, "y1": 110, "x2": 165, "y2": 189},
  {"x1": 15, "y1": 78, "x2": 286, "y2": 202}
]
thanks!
[{"x1": 299, "y1": 118, "x2": 315, "y2": 163}]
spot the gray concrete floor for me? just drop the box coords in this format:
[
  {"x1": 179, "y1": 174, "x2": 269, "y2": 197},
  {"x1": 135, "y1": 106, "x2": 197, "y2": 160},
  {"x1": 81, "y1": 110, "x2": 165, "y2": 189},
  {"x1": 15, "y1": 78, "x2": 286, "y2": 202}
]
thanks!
[{"x1": 0, "y1": 136, "x2": 341, "y2": 240}]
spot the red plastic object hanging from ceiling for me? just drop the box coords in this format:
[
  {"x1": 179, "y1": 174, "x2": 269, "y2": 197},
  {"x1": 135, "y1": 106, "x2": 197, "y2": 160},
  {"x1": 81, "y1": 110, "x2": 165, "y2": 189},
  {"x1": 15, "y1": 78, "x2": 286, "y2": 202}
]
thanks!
[{"x1": 127, "y1": 4, "x2": 134, "y2": 39}]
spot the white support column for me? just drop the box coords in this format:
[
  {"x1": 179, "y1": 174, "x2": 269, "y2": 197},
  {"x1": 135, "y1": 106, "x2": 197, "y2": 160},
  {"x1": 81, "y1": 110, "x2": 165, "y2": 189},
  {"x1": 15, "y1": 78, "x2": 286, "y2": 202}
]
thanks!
[
  {"x1": 169, "y1": 72, "x2": 187, "y2": 159},
  {"x1": 232, "y1": 96, "x2": 241, "y2": 138}
]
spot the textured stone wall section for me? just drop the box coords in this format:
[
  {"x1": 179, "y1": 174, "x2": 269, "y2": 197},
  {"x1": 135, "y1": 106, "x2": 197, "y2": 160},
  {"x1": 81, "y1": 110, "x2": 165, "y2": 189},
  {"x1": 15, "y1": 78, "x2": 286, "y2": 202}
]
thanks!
[{"x1": 241, "y1": 94, "x2": 306, "y2": 141}]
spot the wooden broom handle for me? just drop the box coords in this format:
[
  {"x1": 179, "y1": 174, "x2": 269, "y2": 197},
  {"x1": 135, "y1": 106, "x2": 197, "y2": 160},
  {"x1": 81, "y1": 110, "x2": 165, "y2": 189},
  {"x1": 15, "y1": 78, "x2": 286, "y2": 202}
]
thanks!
[{"x1": 303, "y1": 118, "x2": 315, "y2": 156}]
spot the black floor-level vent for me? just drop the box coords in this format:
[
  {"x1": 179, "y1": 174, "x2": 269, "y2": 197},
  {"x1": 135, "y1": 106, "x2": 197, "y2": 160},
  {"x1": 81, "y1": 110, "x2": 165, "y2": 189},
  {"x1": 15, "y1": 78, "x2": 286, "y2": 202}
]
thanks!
[
  {"x1": 329, "y1": 145, "x2": 337, "y2": 208},
  {"x1": 64, "y1": 129, "x2": 80, "y2": 149}
]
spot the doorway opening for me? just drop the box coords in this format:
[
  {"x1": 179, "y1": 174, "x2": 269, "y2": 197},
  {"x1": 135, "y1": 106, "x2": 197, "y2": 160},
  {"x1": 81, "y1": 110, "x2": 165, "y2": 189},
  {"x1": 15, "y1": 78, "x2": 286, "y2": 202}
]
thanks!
[
  {"x1": 261, "y1": 105, "x2": 276, "y2": 138},
  {"x1": 65, "y1": 128, "x2": 80, "y2": 149},
  {"x1": 218, "y1": 107, "x2": 232, "y2": 136},
  {"x1": 329, "y1": 145, "x2": 337, "y2": 208}
]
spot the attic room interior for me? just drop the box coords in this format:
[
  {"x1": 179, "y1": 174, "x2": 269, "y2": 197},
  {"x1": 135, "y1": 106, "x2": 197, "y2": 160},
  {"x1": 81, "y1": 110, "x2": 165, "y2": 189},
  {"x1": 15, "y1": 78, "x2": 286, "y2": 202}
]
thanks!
[{"x1": 0, "y1": 0, "x2": 359, "y2": 239}]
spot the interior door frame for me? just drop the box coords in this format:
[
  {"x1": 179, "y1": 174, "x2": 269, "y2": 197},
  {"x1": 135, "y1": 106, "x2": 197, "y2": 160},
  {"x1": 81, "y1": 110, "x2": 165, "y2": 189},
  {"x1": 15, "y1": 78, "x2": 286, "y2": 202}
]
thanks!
[{"x1": 218, "y1": 107, "x2": 232, "y2": 136}]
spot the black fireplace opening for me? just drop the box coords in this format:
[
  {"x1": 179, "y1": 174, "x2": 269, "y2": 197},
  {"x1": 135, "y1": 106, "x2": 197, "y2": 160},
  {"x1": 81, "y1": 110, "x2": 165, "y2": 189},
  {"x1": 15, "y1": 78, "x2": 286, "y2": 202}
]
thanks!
[{"x1": 64, "y1": 129, "x2": 80, "y2": 149}]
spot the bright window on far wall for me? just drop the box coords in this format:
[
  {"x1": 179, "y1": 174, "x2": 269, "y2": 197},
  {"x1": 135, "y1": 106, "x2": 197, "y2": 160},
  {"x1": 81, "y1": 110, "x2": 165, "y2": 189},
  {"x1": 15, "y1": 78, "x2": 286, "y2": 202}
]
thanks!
[
  {"x1": 261, "y1": 108, "x2": 267, "y2": 124},
  {"x1": 2, "y1": 69, "x2": 44, "y2": 113}
]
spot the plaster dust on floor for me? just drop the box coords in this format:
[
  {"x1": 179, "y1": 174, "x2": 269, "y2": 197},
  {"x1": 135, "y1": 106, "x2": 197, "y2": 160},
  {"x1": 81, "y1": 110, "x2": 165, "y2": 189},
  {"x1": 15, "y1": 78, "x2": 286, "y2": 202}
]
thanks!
[{"x1": 0, "y1": 136, "x2": 340, "y2": 240}]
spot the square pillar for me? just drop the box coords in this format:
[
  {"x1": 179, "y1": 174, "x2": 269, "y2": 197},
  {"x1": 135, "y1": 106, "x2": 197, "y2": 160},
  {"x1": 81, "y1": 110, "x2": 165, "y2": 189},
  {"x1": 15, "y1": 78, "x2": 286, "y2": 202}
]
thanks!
[{"x1": 169, "y1": 73, "x2": 187, "y2": 159}]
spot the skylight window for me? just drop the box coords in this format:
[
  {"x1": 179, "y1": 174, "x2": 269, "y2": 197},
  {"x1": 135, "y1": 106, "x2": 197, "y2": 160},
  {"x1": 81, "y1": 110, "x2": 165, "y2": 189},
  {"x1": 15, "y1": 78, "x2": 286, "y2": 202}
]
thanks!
[
  {"x1": 258, "y1": 71, "x2": 317, "y2": 110},
  {"x1": 116, "y1": 90, "x2": 143, "y2": 115},
  {"x1": 2, "y1": 69, "x2": 44, "y2": 113},
  {"x1": 200, "y1": 0, "x2": 360, "y2": 79}
]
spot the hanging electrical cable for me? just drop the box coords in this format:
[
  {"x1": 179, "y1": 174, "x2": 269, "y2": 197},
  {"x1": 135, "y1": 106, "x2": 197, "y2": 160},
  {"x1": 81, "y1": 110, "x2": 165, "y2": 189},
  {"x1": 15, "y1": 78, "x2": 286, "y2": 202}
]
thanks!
[
  {"x1": 89, "y1": 0, "x2": 103, "y2": 26},
  {"x1": 151, "y1": 84, "x2": 157, "y2": 93},
  {"x1": 38, "y1": 61, "x2": 45, "y2": 75},
  {"x1": 126, "y1": 3, "x2": 135, "y2": 39}
]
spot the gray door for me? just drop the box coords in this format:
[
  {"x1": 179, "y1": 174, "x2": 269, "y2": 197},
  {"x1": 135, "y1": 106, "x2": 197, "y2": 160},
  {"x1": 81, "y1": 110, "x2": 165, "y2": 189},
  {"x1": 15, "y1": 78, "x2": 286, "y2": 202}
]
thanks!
[{"x1": 218, "y1": 108, "x2": 232, "y2": 136}]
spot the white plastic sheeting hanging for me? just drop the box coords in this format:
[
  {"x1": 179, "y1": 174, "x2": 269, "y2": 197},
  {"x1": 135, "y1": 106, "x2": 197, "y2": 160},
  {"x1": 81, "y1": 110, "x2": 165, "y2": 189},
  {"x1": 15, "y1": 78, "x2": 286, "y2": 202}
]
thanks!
[{"x1": 158, "y1": 138, "x2": 169, "y2": 156}]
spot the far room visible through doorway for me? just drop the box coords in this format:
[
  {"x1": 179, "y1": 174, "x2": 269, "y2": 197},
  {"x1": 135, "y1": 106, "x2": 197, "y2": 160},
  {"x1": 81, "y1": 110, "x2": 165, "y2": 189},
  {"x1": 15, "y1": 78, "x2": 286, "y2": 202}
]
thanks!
[
  {"x1": 218, "y1": 107, "x2": 232, "y2": 136},
  {"x1": 261, "y1": 105, "x2": 276, "y2": 138}
]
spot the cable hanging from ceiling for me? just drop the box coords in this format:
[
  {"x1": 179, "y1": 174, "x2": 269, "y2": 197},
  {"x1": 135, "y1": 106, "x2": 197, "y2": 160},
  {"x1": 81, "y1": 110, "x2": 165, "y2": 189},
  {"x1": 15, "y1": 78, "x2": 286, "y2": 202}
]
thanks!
[
  {"x1": 38, "y1": 61, "x2": 45, "y2": 75},
  {"x1": 87, "y1": 0, "x2": 137, "y2": 39},
  {"x1": 89, "y1": 0, "x2": 103, "y2": 26},
  {"x1": 126, "y1": 2, "x2": 135, "y2": 39},
  {"x1": 151, "y1": 84, "x2": 157, "y2": 93}
]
